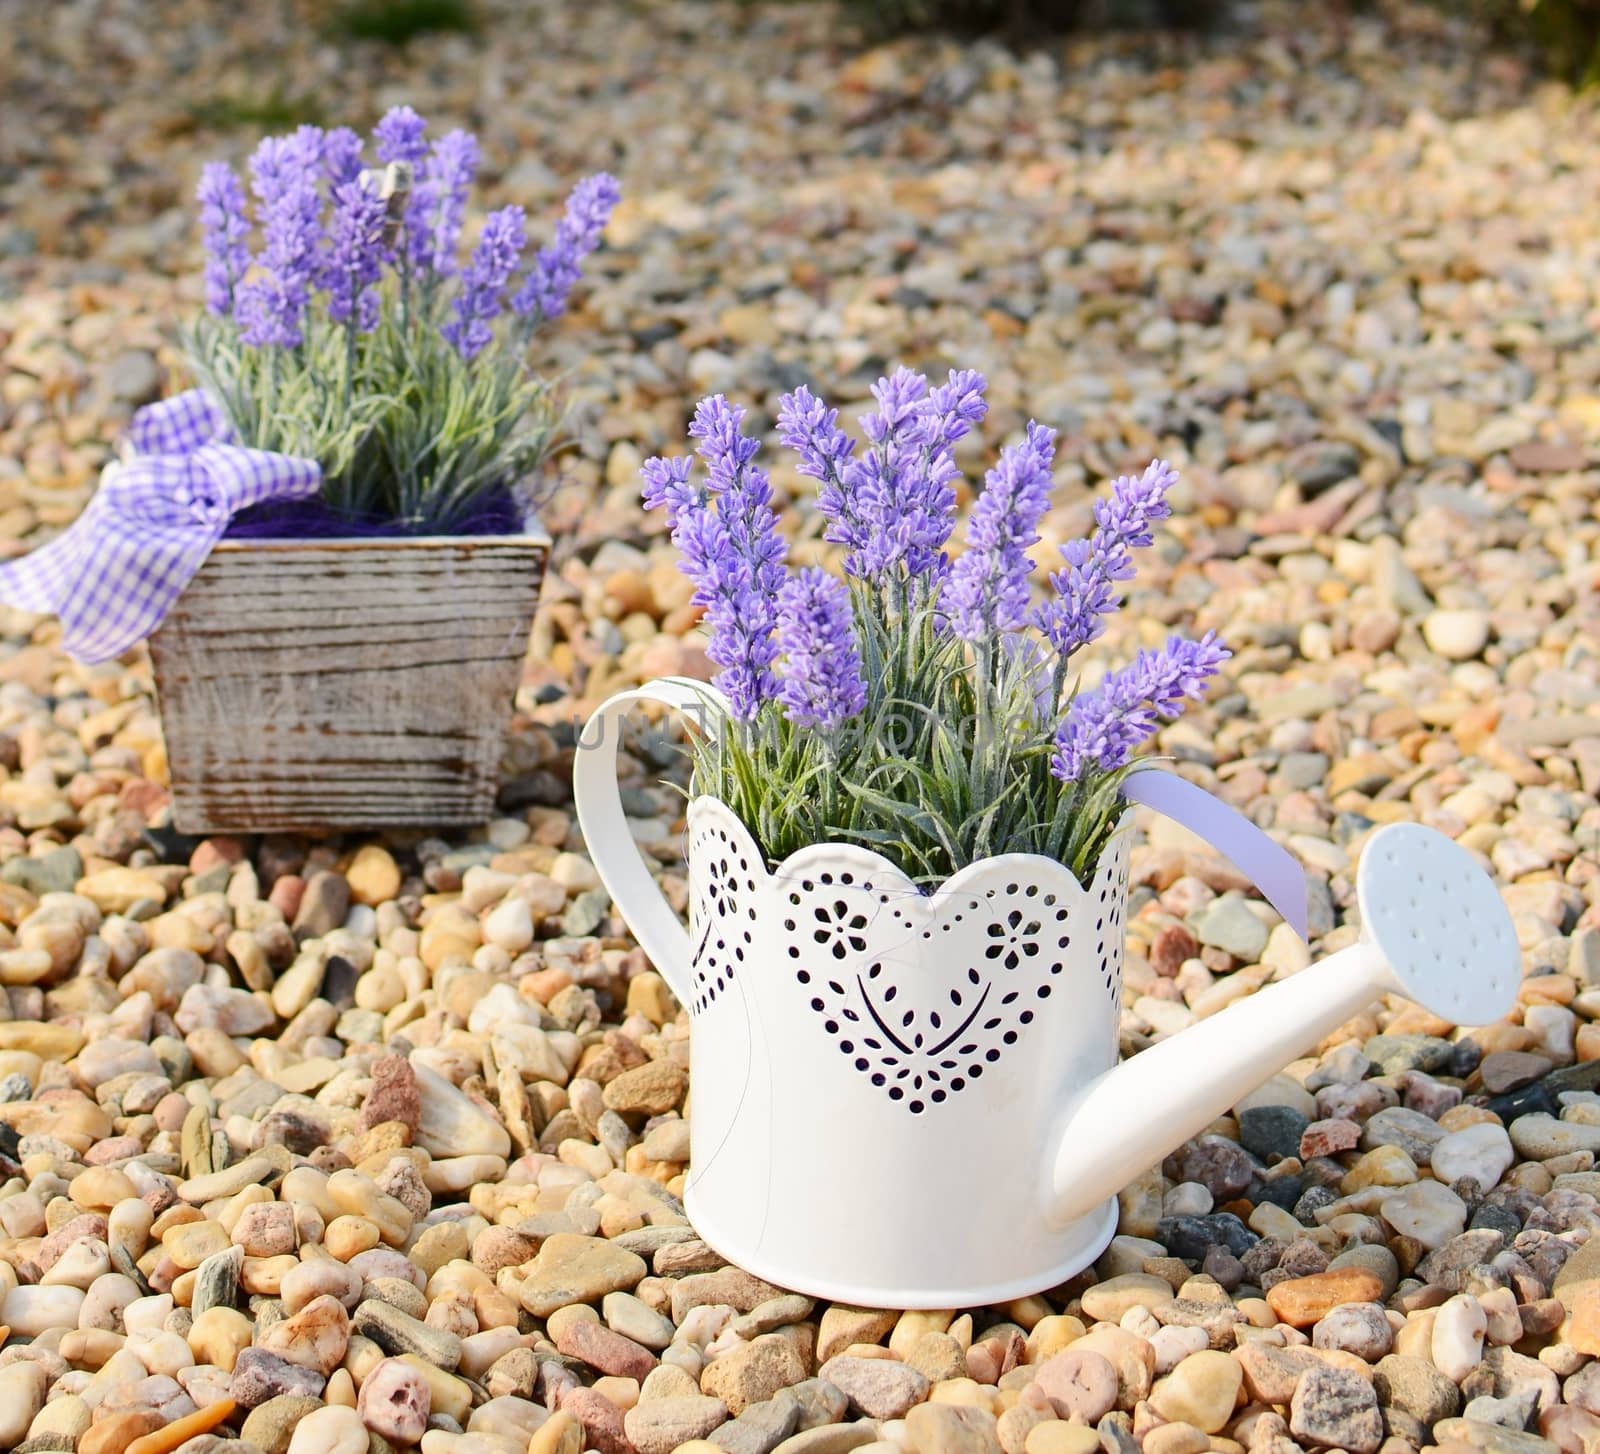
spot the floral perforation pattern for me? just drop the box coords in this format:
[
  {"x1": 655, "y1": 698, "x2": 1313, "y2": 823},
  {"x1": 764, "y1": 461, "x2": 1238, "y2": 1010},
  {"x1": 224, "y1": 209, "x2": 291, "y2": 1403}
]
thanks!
[
  {"x1": 790, "y1": 875, "x2": 1103, "y2": 1116},
  {"x1": 688, "y1": 820, "x2": 757, "y2": 1014}
]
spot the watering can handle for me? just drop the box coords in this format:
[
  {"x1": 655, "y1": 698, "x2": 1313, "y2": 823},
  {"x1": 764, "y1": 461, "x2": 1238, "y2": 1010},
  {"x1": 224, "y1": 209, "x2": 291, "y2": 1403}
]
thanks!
[{"x1": 573, "y1": 677, "x2": 729, "y2": 1010}]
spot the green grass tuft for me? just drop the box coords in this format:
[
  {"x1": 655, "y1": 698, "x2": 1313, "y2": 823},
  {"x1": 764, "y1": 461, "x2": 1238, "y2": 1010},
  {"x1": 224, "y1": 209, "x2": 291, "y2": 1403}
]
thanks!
[
  {"x1": 187, "y1": 89, "x2": 324, "y2": 132},
  {"x1": 1476, "y1": 0, "x2": 1600, "y2": 86},
  {"x1": 328, "y1": 0, "x2": 480, "y2": 45}
]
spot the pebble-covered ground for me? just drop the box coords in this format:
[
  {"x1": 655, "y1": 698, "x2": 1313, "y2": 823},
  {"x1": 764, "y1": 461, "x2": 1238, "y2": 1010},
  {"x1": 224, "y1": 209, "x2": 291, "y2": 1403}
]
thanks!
[{"x1": 3, "y1": 2, "x2": 1600, "y2": 1453}]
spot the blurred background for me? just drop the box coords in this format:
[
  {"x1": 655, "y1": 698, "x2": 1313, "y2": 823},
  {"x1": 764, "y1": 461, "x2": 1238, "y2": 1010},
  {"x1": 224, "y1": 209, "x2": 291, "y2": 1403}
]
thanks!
[{"x1": 0, "y1": 0, "x2": 1595, "y2": 710}]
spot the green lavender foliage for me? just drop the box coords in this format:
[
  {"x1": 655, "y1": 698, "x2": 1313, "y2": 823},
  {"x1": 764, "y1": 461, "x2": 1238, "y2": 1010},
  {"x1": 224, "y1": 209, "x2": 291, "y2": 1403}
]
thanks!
[
  {"x1": 183, "y1": 287, "x2": 559, "y2": 534},
  {"x1": 681, "y1": 581, "x2": 1130, "y2": 888}
]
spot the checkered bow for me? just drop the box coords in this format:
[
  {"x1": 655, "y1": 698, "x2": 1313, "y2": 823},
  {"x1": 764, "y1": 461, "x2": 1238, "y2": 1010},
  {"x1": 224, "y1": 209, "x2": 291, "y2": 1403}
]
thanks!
[{"x1": 0, "y1": 390, "x2": 321, "y2": 664}]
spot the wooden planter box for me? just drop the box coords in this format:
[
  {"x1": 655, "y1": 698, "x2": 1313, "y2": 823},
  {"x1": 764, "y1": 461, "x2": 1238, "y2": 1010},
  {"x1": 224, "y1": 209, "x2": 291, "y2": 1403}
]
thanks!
[{"x1": 148, "y1": 530, "x2": 550, "y2": 834}]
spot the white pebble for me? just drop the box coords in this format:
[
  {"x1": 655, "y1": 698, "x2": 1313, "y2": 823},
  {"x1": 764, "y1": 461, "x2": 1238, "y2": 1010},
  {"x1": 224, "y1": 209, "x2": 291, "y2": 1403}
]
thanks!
[
  {"x1": 1432, "y1": 1294, "x2": 1487, "y2": 1382},
  {"x1": 483, "y1": 897, "x2": 534, "y2": 954},
  {"x1": 1431, "y1": 1122, "x2": 1514, "y2": 1193},
  {"x1": 287, "y1": 1403, "x2": 369, "y2": 1454},
  {"x1": 1, "y1": 1285, "x2": 85, "y2": 1337},
  {"x1": 1422, "y1": 609, "x2": 1490, "y2": 661}
]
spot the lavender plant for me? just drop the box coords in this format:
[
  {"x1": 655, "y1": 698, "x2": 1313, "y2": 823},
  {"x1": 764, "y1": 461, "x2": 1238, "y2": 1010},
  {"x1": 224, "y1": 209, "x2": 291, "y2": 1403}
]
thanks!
[
  {"x1": 184, "y1": 110, "x2": 620, "y2": 533},
  {"x1": 643, "y1": 375, "x2": 1228, "y2": 887}
]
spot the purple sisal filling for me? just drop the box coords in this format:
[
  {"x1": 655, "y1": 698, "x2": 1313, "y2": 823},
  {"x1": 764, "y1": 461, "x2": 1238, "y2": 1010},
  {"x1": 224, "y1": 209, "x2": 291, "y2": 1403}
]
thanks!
[{"x1": 225, "y1": 487, "x2": 527, "y2": 539}]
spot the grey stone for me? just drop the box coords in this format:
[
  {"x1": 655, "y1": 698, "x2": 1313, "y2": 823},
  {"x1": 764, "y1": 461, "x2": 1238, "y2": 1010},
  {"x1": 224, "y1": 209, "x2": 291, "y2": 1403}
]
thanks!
[
  {"x1": 1374, "y1": 1355, "x2": 1462, "y2": 1429},
  {"x1": 730, "y1": 1295, "x2": 816, "y2": 1338},
  {"x1": 1362, "y1": 1034, "x2": 1454, "y2": 1076},
  {"x1": 1189, "y1": 895, "x2": 1269, "y2": 961},
  {"x1": 709, "y1": 1391, "x2": 802, "y2": 1454},
  {"x1": 623, "y1": 1394, "x2": 730, "y2": 1454},
  {"x1": 352, "y1": 1299, "x2": 462, "y2": 1370},
  {"x1": 788, "y1": 1379, "x2": 849, "y2": 1431},
  {"x1": 816, "y1": 1356, "x2": 929, "y2": 1420},
  {"x1": 228, "y1": 1348, "x2": 326, "y2": 1408},
  {"x1": 102, "y1": 348, "x2": 162, "y2": 404},
  {"x1": 0, "y1": 846, "x2": 82, "y2": 896},
  {"x1": 1290, "y1": 1363, "x2": 1384, "y2": 1454},
  {"x1": 1360, "y1": 1105, "x2": 1448, "y2": 1164},
  {"x1": 1239, "y1": 1105, "x2": 1311, "y2": 1164},
  {"x1": 1287, "y1": 440, "x2": 1361, "y2": 494},
  {"x1": 1155, "y1": 1212, "x2": 1259, "y2": 1260},
  {"x1": 192, "y1": 1245, "x2": 244, "y2": 1316}
]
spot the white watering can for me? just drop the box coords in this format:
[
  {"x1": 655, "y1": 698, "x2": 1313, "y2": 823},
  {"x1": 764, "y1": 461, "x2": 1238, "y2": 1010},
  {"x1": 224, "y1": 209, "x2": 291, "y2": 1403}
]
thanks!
[{"x1": 575, "y1": 679, "x2": 1522, "y2": 1308}]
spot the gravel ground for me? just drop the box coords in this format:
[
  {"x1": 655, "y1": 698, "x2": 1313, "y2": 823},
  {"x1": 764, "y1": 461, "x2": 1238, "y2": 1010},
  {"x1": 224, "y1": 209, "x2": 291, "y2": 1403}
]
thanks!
[{"x1": 2, "y1": 2, "x2": 1600, "y2": 1454}]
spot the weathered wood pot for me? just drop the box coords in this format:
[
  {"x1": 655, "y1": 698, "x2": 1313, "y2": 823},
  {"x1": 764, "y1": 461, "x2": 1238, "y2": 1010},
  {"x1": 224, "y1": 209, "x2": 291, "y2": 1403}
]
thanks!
[{"x1": 148, "y1": 529, "x2": 550, "y2": 833}]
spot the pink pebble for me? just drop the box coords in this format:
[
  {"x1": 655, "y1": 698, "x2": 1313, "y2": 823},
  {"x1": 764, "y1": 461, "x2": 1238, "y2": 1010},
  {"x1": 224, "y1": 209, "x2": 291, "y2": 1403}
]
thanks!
[{"x1": 358, "y1": 1357, "x2": 431, "y2": 1443}]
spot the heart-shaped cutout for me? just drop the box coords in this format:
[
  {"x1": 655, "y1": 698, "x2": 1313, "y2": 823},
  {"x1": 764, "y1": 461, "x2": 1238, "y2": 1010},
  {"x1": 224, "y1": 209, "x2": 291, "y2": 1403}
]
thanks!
[{"x1": 686, "y1": 798, "x2": 1128, "y2": 1115}]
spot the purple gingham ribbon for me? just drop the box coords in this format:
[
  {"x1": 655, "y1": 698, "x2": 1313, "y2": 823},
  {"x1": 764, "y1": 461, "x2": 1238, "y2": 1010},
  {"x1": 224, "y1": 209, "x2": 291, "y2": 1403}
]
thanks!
[{"x1": 0, "y1": 390, "x2": 321, "y2": 664}]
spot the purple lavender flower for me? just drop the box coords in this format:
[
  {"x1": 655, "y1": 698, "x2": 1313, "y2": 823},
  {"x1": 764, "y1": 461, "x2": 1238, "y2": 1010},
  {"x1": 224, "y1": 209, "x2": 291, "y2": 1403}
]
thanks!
[
  {"x1": 234, "y1": 130, "x2": 325, "y2": 349},
  {"x1": 917, "y1": 368, "x2": 989, "y2": 453},
  {"x1": 843, "y1": 368, "x2": 925, "y2": 577},
  {"x1": 1050, "y1": 630, "x2": 1229, "y2": 782},
  {"x1": 322, "y1": 127, "x2": 365, "y2": 188},
  {"x1": 196, "y1": 161, "x2": 252, "y2": 318},
  {"x1": 1094, "y1": 457, "x2": 1176, "y2": 555},
  {"x1": 405, "y1": 129, "x2": 480, "y2": 278},
  {"x1": 942, "y1": 421, "x2": 1056, "y2": 641},
  {"x1": 853, "y1": 368, "x2": 988, "y2": 580},
  {"x1": 777, "y1": 386, "x2": 865, "y2": 556},
  {"x1": 374, "y1": 105, "x2": 428, "y2": 166},
  {"x1": 860, "y1": 366, "x2": 928, "y2": 448},
  {"x1": 641, "y1": 453, "x2": 698, "y2": 518},
  {"x1": 642, "y1": 445, "x2": 782, "y2": 721},
  {"x1": 776, "y1": 568, "x2": 867, "y2": 730},
  {"x1": 1035, "y1": 459, "x2": 1177, "y2": 659},
  {"x1": 290, "y1": 125, "x2": 327, "y2": 173},
  {"x1": 900, "y1": 367, "x2": 988, "y2": 576},
  {"x1": 442, "y1": 206, "x2": 527, "y2": 360},
  {"x1": 690, "y1": 395, "x2": 788, "y2": 612},
  {"x1": 511, "y1": 173, "x2": 621, "y2": 323},
  {"x1": 323, "y1": 176, "x2": 389, "y2": 330},
  {"x1": 641, "y1": 397, "x2": 787, "y2": 720}
]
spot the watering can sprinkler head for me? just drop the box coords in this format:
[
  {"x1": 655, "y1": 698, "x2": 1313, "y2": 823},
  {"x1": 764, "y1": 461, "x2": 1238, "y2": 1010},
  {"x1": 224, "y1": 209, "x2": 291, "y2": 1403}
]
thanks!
[
  {"x1": 1348, "y1": 821, "x2": 1522, "y2": 1028},
  {"x1": 1046, "y1": 821, "x2": 1521, "y2": 1226}
]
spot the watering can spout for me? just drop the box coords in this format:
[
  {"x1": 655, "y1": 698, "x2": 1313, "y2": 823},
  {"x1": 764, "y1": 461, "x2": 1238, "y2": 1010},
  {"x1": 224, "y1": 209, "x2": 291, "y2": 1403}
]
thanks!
[{"x1": 1045, "y1": 823, "x2": 1522, "y2": 1228}]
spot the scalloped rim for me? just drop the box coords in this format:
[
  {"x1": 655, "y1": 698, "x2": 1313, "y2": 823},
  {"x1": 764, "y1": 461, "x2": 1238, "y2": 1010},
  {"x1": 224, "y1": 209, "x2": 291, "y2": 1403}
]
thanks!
[{"x1": 686, "y1": 794, "x2": 1131, "y2": 906}]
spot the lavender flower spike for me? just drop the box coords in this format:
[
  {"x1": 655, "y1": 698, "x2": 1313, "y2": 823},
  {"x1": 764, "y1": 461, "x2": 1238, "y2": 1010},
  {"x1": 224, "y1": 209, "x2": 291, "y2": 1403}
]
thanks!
[
  {"x1": 943, "y1": 421, "x2": 1056, "y2": 641},
  {"x1": 323, "y1": 175, "x2": 389, "y2": 330},
  {"x1": 234, "y1": 129, "x2": 324, "y2": 349},
  {"x1": 690, "y1": 395, "x2": 788, "y2": 605},
  {"x1": 641, "y1": 440, "x2": 781, "y2": 722},
  {"x1": 1050, "y1": 630, "x2": 1229, "y2": 782},
  {"x1": 512, "y1": 172, "x2": 622, "y2": 324},
  {"x1": 374, "y1": 105, "x2": 428, "y2": 165},
  {"x1": 442, "y1": 205, "x2": 527, "y2": 360},
  {"x1": 1035, "y1": 458, "x2": 1177, "y2": 660},
  {"x1": 899, "y1": 367, "x2": 988, "y2": 577},
  {"x1": 854, "y1": 368, "x2": 988, "y2": 581},
  {"x1": 778, "y1": 386, "x2": 864, "y2": 555},
  {"x1": 407, "y1": 129, "x2": 480, "y2": 278},
  {"x1": 847, "y1": 367, "x2": 927, "y2": 578},
  {"x1": 776, "y1": 568, "x2": 867, "y2": 730},
  {"x1": 196, "y1": 162, "x2": 251, "y2": 318},
  {"x1": 321, "y1": 127, "x2": 365, "y2": 189}
]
